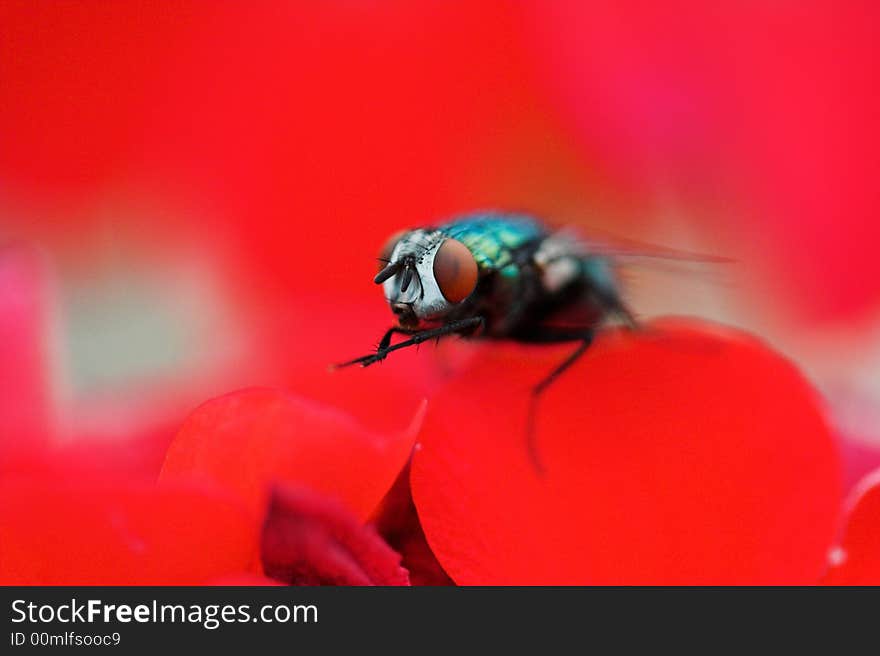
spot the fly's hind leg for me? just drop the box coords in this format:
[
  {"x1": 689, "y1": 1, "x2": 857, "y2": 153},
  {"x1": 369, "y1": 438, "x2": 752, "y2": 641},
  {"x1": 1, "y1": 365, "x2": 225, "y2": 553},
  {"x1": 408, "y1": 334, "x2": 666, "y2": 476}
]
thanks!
[{"x1": 515, "y1": 326, "x2": 595, "y2": 476}]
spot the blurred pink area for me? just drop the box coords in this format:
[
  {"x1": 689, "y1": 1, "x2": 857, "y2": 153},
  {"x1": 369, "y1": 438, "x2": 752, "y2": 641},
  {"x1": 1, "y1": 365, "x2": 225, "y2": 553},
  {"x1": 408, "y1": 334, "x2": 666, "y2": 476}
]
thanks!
[
  {"x1": 0, "y1": 248, "x2": 53, "y2": 456},
  {"x1": 523, "y1": 1, "x2": 880, "y2": 325}
]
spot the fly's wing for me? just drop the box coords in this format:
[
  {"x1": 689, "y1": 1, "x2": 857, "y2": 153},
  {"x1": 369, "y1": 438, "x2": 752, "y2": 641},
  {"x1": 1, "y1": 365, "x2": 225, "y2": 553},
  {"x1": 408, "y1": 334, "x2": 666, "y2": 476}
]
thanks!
[
  {"x1": 535, "y1": 226, "x2": 733, "y2": 328},
  {"x1": 546, "y1": 226, "x2": 733, "y2": 268},
  {"x1": 574, "y1": 228, "x2": 735, "y2": 300}
]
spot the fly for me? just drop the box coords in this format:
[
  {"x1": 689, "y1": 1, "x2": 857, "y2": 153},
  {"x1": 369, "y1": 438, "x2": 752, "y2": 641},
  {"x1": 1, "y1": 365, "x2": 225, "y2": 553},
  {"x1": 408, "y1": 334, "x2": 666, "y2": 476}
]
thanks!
[{"x1": 335, "y1": 210, "x2": 641, "y2": 473}]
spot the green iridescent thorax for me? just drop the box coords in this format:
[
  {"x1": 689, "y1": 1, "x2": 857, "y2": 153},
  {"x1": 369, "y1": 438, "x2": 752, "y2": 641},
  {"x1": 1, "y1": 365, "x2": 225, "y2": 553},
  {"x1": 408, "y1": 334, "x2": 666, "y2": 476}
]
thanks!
[{"x1": 437, "y1": 212, "x2": 547, "y2": 275}]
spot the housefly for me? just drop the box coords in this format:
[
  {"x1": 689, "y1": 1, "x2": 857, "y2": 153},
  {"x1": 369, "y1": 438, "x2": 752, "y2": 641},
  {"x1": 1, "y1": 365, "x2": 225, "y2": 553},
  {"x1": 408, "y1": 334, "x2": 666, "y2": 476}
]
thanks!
[{"x1": 335, "y1": 210, "x2": 642, "y2": 473}]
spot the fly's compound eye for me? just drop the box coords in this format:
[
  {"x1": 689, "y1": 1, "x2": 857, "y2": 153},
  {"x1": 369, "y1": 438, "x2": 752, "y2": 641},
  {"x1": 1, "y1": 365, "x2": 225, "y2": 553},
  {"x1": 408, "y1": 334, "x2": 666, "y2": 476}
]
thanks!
[{"x1": 433, "y1": 238, "x2": 478, "y2": 303}]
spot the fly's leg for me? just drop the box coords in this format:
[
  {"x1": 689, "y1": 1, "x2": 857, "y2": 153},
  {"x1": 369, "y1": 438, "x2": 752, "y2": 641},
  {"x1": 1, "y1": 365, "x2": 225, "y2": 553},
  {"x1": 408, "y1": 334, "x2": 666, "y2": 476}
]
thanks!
[
  {"x1": 515, "y1": 326, "x2": 596, "y2": 476},
  {"x1": 334, "y1": 316, "x2": 484, "y2": 369},
  {"x1": 332, "y1": 326, "x2": 409, "y2": 369},
  {"x1": 375, "y1": 326, "x2": 413, "y2": 360}
]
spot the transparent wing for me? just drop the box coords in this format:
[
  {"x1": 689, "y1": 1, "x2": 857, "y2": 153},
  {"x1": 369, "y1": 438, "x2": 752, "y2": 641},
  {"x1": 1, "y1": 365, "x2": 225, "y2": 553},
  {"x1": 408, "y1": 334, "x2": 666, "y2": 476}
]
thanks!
[{"x1": 543, "y1": 225, "x2": 737, "y2": 323}]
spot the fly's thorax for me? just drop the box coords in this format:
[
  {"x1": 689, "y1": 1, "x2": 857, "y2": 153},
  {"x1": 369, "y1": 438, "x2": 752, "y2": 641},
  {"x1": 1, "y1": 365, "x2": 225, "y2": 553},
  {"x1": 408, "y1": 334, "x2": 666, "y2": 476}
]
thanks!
[{"x1": 381, "y1": 229, "x2": 479, "y2": 327}]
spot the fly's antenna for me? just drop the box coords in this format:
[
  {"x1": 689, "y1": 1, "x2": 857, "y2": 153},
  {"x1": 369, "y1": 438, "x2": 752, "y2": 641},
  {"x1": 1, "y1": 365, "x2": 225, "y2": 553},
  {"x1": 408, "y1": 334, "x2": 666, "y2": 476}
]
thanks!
[
  {"x1": 400, "y1": 264, "x2": 414, "y2": 292},
  {"x1": 376, "y1": 255, "x2": 424, "y2": 298},
  {"x1": 374, "y1": 261, "x2": 402, "y2": 284},
  {"x1": 414, "y1": 267, "x2": 425, "y2": 300}
]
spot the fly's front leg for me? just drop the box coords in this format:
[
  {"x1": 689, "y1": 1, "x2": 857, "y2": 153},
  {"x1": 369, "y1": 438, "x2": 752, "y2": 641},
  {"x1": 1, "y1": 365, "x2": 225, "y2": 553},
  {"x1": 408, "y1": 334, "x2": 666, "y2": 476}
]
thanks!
[
  {"x1": 332, "y1": 326, "x2": 408, "y2": 369},
  {"x1": 375, "y1": 326, "x2": 413, "y2": 360},
  {"x1": 334, "y1": 316, "x2": 484, "y2": 369}
]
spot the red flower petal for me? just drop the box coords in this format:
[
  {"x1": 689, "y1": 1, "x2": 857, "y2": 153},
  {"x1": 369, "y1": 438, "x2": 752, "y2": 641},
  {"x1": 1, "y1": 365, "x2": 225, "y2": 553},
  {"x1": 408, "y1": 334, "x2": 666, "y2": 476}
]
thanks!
[
  {"x1": 261, "y1": 484, "x2": 409, "y2": 586},
  {"x1": 0, "y1": 477, "x2": 258, "y2": 585},
  {"x1": 160, "y1": 387, "x2": 422, "y2": 521},
  {"x1": 839, "y1": 435, "x2": 880, "y2": 495},
  {"x1": 206, "y1": 573, "x2": 285, "y2": 586},
  {"x1": 821, "y1": 469, "x2": 880, "y2": 585},
  {"x1": 371, "y1": 460, "x2": 454, "y2": 586},
  {"x1": 411, "y1": 319, "x2": 842, "y2": 584}
]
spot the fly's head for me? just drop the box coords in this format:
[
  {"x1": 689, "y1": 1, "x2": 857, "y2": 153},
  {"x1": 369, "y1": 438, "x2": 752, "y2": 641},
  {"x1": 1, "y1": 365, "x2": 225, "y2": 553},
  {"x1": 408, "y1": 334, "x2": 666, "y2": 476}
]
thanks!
[{"x1": 374, "y1": 229, "x2": 478, "y2": 329}]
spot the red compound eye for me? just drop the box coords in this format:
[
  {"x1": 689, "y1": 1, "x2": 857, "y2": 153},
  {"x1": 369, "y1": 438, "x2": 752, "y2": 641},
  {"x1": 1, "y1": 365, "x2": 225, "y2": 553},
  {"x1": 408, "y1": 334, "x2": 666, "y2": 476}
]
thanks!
[{"x1": 433, "y1": 238, "x2": 477, "y2": 303}]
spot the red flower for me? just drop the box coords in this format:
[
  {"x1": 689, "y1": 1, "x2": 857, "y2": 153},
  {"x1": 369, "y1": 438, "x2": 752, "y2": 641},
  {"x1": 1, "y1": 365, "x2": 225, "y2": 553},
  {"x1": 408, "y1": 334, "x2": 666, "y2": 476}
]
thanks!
[
  {"x1": 157, "y1": 386, "x2": 431, "y2": 585},
  {"x1": 410, "y1": 320, "x2": 841, "y2": 584},
  {"x1": 262, "y1": 484, "x2": 409, "y2": 586},
  {"x1": 822, "y1": 469, "x2": 880, "y2": 585},
  {"x1": 371, "y1": 461, "x2": 454, "y2": 586},
  {"x1": 159, "y1": 387, "x2": 423, "y2": 522},
  {"x1": 153, "y1": 318, "x2": 844, "y2": 585}
]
